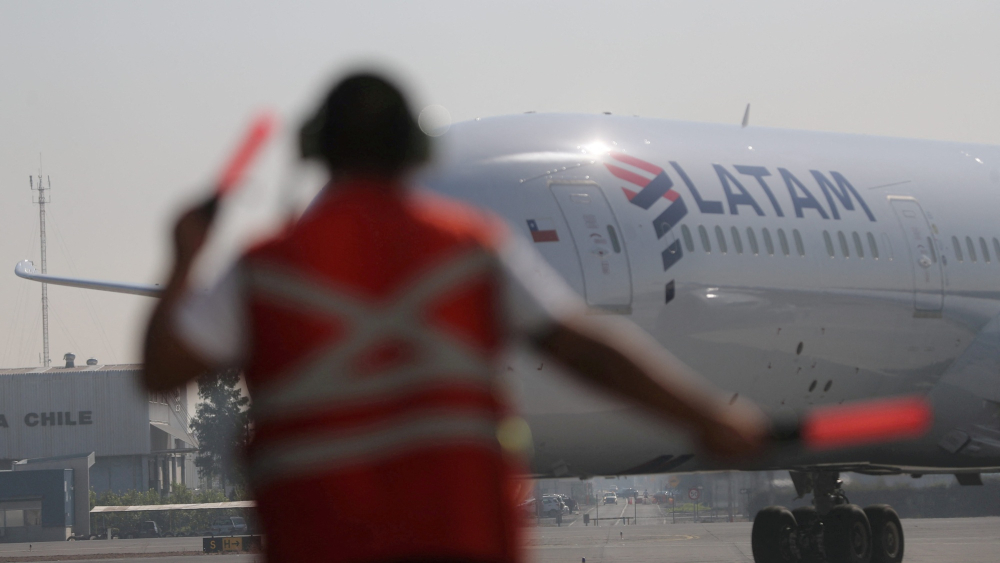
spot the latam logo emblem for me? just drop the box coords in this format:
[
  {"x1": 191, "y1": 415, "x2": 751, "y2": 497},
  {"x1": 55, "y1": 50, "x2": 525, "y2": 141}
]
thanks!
[{"x1": 604, "y1": 152, "x2": 687, "y2": 273}]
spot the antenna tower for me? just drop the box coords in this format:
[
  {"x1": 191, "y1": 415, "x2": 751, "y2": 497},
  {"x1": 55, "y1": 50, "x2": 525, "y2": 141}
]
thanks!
[{"x1": 30, "y1": 163, "x2": 51, "y2": 368}]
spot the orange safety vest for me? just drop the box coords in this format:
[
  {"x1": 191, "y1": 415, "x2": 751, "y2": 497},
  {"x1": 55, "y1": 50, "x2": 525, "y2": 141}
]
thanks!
[{"x1": 241, "y1": 180, "x2": 523, "y2": 563}]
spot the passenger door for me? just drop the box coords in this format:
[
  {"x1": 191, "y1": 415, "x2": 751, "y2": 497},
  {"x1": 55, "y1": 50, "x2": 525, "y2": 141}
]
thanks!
[
  {"x1": 550, "y1": 182, "x2": 632, "y2": 313},
  {"x1": 889, "y1": 196, "x2": 943, "y2": 315}
]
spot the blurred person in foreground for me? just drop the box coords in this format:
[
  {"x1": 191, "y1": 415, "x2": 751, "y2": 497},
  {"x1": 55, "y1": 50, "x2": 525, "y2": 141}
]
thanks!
[{"x1": 141, "y1": 72, "x2": 767, "y2": 562}]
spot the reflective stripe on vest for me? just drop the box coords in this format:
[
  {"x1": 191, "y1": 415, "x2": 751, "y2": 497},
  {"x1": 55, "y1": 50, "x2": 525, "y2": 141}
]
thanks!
[
  {"x1": 249, "y1": 411, "x2": 499, "y2": 486},
  {"x1": 244, "y1": 246, "x2": 502, "y2": 484}
]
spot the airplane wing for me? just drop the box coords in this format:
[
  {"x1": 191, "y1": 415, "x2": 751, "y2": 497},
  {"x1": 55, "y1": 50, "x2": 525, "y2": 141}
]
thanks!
[{"x1": 14, "y1": 260, "x2": 162, "y2": 298}]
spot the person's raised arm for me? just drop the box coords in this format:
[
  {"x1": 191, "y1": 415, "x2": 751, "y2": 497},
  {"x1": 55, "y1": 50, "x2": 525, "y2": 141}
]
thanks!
[{"x1": 142, "y1": 203, "x2": 217, "y2": 391}]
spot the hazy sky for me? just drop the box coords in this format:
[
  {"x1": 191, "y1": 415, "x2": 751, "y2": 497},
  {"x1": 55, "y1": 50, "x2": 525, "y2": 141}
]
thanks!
[{"x1": 1, "y1": 1, "x2": 998, "y2": 367}]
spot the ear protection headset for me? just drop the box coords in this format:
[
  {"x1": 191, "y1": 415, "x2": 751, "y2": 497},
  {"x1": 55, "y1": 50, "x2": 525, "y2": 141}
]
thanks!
[{"x1": 298, "y1": 74, "x2": 430, "y2": 171}]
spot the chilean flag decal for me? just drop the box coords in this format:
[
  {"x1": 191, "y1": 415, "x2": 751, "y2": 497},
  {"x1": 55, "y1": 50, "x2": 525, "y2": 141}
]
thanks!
[
  {"x1": 605, "y1": 152, "x2": 687, "y2": 273},
  {"x1": 527, "y1": 218, "x2": 560, "y2": 243}
]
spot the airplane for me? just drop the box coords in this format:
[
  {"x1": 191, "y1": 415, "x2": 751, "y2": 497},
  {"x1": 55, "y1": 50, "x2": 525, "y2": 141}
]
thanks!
[{"x1": 16, "y1": 112, "x2": 1000, "y2": 563}]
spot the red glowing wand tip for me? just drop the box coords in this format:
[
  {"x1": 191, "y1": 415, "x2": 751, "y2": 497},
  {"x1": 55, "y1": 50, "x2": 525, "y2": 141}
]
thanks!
[
  {"x1": 801, "y1": 395, "x2": 933, "y2": 450},
  {"x1": 216, "y1": 112, "x2": 278, "y2": 197}
]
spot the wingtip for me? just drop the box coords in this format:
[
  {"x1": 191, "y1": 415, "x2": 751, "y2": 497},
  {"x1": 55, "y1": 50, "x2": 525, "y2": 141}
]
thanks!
[{"x1": 14, "y1": 260, "x2": 36, "y2": 277}]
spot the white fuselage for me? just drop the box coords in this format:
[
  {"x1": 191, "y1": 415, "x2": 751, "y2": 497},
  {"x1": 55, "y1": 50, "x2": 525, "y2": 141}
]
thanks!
[{"x1": 421, "y1": 114, "x2": 1000, "y2": 478}]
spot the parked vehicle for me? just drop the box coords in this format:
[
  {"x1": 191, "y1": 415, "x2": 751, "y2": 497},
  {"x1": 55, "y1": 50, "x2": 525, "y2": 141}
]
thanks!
[
  {"x1": 121, "y1": 521, "x2": 162, "y2": 539},
  {"x1": 543, "y1": 495, "x2": 570, "y2": 515},
  {"x1": 84, "y1": 527, "x2": 119, "y2": 540},
  {"x1": 209, "y1": 517, "x2": 248, "y2": 536},
  {"x1": 542, "y1": 496, "x2": 563, "y2": 518},
  {"x1": 520, "y1": 497, "x2": 564, "y2": 517},
  {"x1": 557, "y1": 495, "x2": 578, "y2": 513},
  {"x1": 653, "y1": 491, "x2": 673, "y2": 504}
]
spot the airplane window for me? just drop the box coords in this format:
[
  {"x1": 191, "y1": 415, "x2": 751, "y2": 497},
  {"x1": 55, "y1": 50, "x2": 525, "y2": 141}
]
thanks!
[
  {"x1": 837, "y1": 231, "x2": 850, "y2": 258},
  {"x1": 823, "y1": 231, "x2": 835, "y2": 257},
  {"x1": 681, "y1": 225, "x2": 695, "y2": 253},
  {"x1": 607, "y1": 225, "x2": 622, "y2": 253},
  {"x1": 852, "y1": 232, "x2": 864, "y2": 258},
  {"x1": 926, "y1": 237, "x2": 937, "y2": 264},
  {"x1": 952, "y1": 236, "x2": 964, "y2": 262},
  {"x1": 778, "y1": 229, "x2": 790, "y2": 256},
  {"x1": 966, "y1": 236, "x2": 977, "y2": 262},
  {"x1": 731, "y1": 226, "x2": 744, "y2": 254},
  {"x1": 698, "y1": 225, "x2": 711, "y2": 253},
  {"x1": 715, "y1": 226, "x2": 728, "y2": 254},
  {"x1": 793, "y1": 229, "x2": 805, "y2": 256},
  {"x1": 747, "y1": 228, "x2": 760, "y2": 255},
  {"x1": 867, "y1": 232, "x2": 879, "y2": 260},
  {"x1": 980, "y1": 237, "x2": 990, "y2": 263},
  {"x1": 762, "y1": 228, "x2": 775, "y2": 256}
]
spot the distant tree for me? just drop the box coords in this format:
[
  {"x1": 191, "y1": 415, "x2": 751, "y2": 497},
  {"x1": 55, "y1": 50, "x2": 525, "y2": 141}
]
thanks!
[{"x1": 190, "y1": 368, "x2": 251, "y2": 490}]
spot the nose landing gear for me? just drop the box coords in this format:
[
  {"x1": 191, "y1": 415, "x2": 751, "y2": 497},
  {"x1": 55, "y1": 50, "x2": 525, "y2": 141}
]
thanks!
[{"x1": 751, "y1": 471, "x2": 904, "y2": 563}]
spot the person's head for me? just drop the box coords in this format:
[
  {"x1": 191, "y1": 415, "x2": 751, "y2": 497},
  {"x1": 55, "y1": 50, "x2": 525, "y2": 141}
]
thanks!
[{"x1": 298, "y1": 72, "x2": 429, "y2": 177}]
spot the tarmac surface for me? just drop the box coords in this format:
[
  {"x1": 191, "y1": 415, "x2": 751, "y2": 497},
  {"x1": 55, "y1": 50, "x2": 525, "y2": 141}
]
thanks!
[
  {"x1": 526, "y1": 500, "x2": 1000, "y2": 563},
  {"x1": 0, "y1": 502, "x2": 996, "y2": 562}
]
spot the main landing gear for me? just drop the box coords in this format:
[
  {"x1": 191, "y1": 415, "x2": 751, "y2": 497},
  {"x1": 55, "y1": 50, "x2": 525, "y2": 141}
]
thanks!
[{"x1": 751, "y1": 471, "x2": 904, "y2": 563}]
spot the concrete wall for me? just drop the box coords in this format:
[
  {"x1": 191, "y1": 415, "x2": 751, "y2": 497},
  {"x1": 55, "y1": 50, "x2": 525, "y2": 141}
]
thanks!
[
  {"x1": 14, "y1": 454, "x2": 93, "y2": 537},
  {"x1": 0, "y1": 367, "x2": 150, "y2": 458},
  {"x1": 0, "y1": 364, "x2": 201, "y2": 497},
  {"x1": 91, "y1": 455, "x2": 148, "y2": 494},
  {"x1": 0, "y1": 365, "x2": 203, "y2": 501},
  {"x1": 0, "y1": 469, "x2": 73, "y2": 542}
]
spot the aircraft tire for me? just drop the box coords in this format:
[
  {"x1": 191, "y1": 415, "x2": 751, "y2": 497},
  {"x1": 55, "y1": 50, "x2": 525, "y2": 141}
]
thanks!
[
  {"x1": 864, "y1": 505, "x2": 903, "y2": 563},
  {"x1": 751, "y1": 506, "x2": 798, "y2": 563},
  {"x1": 791, "y1": 506, "x2": 823, "y2": 563},
  {"x1": 823, "y1": 504, "x2": 872, "y2": 563}
]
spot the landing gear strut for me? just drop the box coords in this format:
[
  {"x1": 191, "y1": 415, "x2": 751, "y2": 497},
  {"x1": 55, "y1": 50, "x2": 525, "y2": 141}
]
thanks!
[{"x1": 751, "y1": 471, "x2": 904, "y2": 563}]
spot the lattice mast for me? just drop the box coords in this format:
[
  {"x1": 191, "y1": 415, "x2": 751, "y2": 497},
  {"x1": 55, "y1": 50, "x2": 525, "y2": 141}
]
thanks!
[{"x1": 30, "y1": 168, "x2": 51, "y2": 368}]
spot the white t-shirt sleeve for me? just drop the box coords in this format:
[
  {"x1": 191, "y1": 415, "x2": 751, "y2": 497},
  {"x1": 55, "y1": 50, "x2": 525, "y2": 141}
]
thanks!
[
  {"x1": 497, "y1": 233, "x2": 584, "y2": 337},
  {"x1": 173, "y1": 264, "x2": 249, "y2": 367}
]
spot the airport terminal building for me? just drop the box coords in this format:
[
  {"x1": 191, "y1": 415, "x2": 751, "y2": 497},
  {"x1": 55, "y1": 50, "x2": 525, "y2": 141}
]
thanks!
[{"x1": 0, "y1": 363, "x2": 198, "y2": 494}]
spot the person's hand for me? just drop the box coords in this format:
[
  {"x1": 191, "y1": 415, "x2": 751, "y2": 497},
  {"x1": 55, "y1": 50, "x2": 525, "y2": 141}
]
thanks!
[
  {"x1": 172, "y1": 197, "x2": 217, "y2": 271},
  {"x1": 694, "y1": 400, "x2": 769, "y2": 460}
]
